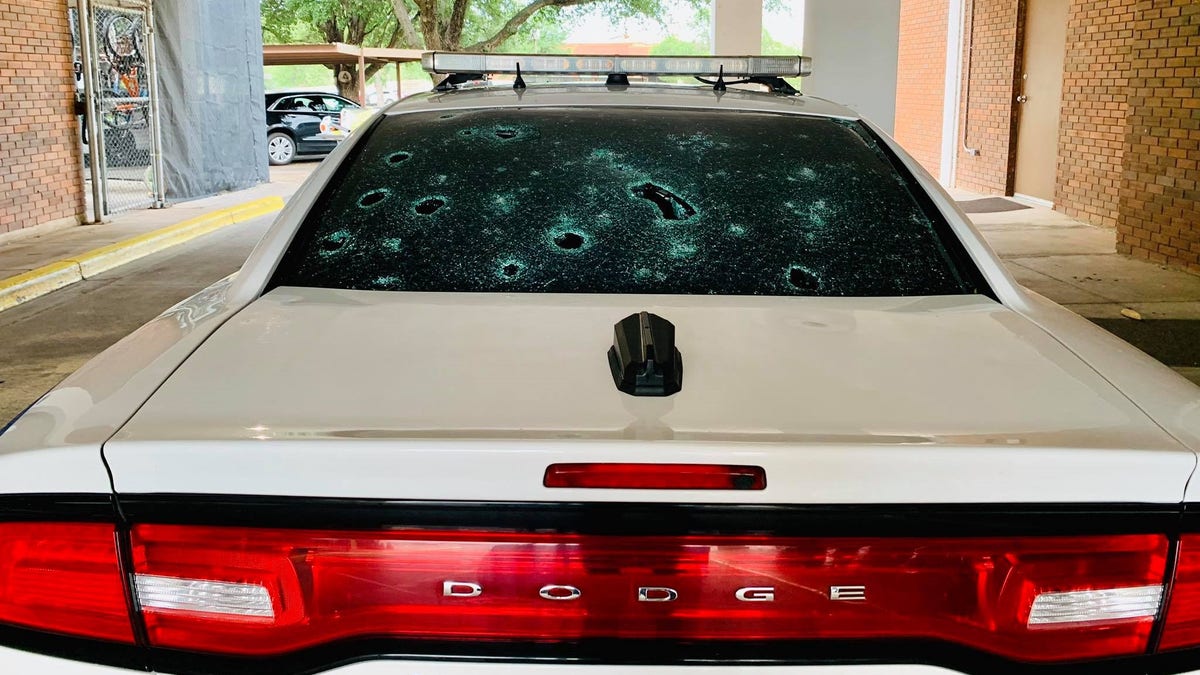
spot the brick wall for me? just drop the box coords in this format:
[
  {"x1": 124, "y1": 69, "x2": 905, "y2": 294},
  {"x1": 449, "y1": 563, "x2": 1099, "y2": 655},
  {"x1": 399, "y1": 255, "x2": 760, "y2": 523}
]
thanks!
[
  {"x1": 1057, "y1": 0, "x2": 1136, "y2": 227},
  {"x1": 0, "y1": 0, "x2": 84, "y2": 236},
  {"x1": 1117, "y1": 0, "x2": 1200, "y2": 273},
  {"x1": 895, "y1": 0, "x2": 949, "y2": 177},
  {"x1": 955, "y1": 0, "x2": 1022, "y2": 194}
]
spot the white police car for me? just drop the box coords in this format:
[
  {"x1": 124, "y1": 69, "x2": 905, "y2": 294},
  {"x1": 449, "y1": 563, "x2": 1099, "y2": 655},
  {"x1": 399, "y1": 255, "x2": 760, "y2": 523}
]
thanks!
[{"x1": 2, "y1": 53, "x2": 1200, "y2": 675}]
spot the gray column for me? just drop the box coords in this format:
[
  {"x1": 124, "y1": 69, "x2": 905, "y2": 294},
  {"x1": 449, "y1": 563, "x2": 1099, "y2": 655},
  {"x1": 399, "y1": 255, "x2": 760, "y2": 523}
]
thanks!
[
  {"x1": 711, "y1": 0, "x2": 763, "y2": 54},
  {"x1": 803, "y1": 0, "x2": 901, "y2": 135},
  {"x1": 154, "y1": 0, "x2": 267, "y2": 200}
]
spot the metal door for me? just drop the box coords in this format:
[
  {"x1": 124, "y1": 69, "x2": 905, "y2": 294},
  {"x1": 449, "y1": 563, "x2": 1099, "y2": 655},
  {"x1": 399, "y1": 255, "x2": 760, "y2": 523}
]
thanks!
[
  {"x1": 76, "y1": 0, "x2": 165, "y2": 219},
  {"x1": 1013, "y1": 0, "x2": 1069, "y2": 205}
]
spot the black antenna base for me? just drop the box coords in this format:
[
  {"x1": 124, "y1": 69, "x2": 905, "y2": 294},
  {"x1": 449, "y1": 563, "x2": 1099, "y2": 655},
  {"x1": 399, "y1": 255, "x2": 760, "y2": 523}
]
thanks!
[{"x1": 608, "y1": 312, "x2": 683, "y2": 397}]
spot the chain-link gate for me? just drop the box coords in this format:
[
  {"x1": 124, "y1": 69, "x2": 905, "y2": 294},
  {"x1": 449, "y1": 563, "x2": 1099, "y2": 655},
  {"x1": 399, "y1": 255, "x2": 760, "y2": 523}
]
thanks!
[{"x1": 74, "y1": 0, "x2": 164, "y2": 218}]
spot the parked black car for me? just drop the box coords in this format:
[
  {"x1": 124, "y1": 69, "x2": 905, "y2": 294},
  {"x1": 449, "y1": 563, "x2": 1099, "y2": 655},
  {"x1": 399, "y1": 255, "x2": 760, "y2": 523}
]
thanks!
[{"x1": 265, "y1": 92, "x2": 359, "y2": 165}]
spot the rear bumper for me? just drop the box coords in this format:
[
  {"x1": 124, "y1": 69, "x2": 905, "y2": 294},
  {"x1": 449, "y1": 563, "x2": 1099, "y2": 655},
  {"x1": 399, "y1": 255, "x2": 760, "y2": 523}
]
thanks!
[
  {"x1": 0, "y1": 646, "x2": 968, "y2": 674},
  {"x1": 12, "y1": 646, "x2": 1200, "y2": 675}
]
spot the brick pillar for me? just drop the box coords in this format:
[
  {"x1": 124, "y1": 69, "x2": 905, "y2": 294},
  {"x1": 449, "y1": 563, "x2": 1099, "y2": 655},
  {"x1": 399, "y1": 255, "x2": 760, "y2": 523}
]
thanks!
[
  {"x1": 895, "y1": 0, "x2": 951, "y2": 177},
  {"x1": 0, "y1": 0, "x2": 86, "y2": 236},
  {"x1": 1056, "y1": 0, "x2": 1137, "y2": 229},
  {"x1": 1117, "y1": 0, "x2": 1200, "y2": 273}
]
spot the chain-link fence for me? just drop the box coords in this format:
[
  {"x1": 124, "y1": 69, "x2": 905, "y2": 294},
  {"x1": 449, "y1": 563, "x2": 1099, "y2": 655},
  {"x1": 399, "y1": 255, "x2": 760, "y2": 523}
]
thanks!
[{"x1": 74, "y1": 0, "x2": 164, "y2": 218}]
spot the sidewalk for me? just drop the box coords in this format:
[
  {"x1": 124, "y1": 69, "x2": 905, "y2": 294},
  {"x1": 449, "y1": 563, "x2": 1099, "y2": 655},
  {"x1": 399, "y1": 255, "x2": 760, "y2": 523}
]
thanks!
[
  {"x1": 0, "y1": 164, "x2": 309, "y2": 280},
  {"x1": 0, "y1": 163, "x2": 313, "y2": 312},
  {"x1": 954, "y1": 188, "x2": 1200, "y2": 321},
  {"x1": 953, "y1": 188, "x2": 1200, "y2": 385}
]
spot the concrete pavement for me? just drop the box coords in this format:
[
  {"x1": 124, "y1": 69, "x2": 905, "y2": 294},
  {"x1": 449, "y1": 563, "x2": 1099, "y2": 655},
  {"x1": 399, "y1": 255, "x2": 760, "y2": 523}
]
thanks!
[
  {"x1": 952, "y1": 188, "x2": 1200, "y2": 385},
  {"x1": 0, "y1": 213, "x2": 274, "y2": 422},
  {"x1": 0, "y1": 161, "x2": 314, "y2": 421}
]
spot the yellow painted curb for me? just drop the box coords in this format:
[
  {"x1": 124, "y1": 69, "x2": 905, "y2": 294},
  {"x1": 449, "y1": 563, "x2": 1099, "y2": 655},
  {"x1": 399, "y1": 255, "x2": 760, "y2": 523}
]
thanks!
[
  {"x1": 0, "y1": 261, "x2": 83, "y2": 312},
  {"x1": 0, "y1": 195, "x2": 284, "y2": 313}
]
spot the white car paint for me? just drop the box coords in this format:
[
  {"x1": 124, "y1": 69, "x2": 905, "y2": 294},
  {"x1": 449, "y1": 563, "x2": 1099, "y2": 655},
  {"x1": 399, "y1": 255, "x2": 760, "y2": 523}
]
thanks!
[
  {"x1": 104, "y1": 288, "x2": 1194, "y2": 502},
  {"x1": 0, "y1": 277, "x2": 250, "y2": 493}
]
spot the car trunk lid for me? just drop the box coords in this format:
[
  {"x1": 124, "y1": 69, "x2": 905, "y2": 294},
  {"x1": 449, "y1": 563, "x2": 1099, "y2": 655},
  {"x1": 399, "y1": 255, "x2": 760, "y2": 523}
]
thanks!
[{"x1": 103, "y1": 288, "x2": 1192, "y2": 503}]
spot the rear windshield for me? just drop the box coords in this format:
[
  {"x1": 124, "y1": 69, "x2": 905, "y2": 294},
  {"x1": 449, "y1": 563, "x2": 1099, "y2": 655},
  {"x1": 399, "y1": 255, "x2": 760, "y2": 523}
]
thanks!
[{"x1": 270, "y1": 106, "x2": 988, "y2": 297}]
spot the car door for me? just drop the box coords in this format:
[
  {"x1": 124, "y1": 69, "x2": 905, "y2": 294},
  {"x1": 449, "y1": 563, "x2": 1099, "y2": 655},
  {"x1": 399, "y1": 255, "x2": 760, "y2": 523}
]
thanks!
[
  {"x1": 317, "y1": 96, "x2": 359, "y2": 145},
  {"x1": 279, "y1": 96, "x2": 328, "y2": 155}
]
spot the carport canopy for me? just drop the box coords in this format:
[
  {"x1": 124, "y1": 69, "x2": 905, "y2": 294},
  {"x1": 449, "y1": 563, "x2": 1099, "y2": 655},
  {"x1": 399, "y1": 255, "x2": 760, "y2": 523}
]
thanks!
[{"x1": 263, "y1": 43, "x2": 425, "y2": 104}]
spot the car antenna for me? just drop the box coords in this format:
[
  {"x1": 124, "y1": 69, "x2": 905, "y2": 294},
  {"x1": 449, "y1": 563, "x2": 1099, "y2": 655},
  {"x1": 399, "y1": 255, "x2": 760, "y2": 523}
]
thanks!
[
  {"x1": 513, "y1": 62, "x2": 527, "y2": 90},
  {"x1": 713, "y1": 64, "x2": 727, "y2": 92}
]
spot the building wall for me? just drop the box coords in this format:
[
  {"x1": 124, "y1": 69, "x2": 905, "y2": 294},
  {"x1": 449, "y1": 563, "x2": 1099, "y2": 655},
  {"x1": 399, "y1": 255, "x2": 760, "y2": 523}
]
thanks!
[
  {"x1": 1117, "y1": 0, "x2": 1200, "y2": 272},
  {"x1": 0, "y1": 0, "x2": 84, "y2": 236},
  {"x1": 955, "y1": 0, "x2": 1022, "y2": 194},
  {"x1": 1057, "y1": 0, "x2": 1136, "y2": 228},
  {"x1": 895, "y1": 0, "x2": 950, "y2": 177}
]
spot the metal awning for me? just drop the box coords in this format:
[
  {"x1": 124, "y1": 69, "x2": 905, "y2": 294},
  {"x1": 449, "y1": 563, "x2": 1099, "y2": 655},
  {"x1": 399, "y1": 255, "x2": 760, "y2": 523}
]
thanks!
[
  {"x1": 263, "y1": 43, "x2": 425, "y2": 104},
  {"x1": 263, "y1": 43, "x2": 424, "y2": 67}
]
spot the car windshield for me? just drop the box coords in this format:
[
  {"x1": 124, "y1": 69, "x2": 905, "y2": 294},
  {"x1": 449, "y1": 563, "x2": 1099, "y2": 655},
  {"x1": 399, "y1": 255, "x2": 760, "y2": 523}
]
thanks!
[{"x1": 270, "y1": 106, "x2": 989, "y2": 297}]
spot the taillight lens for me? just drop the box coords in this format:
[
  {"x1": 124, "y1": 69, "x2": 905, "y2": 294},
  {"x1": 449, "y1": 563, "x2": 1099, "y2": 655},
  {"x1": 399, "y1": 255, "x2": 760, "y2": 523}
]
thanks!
[
  {"x1": 130, "y1": 525, "x2": 1167, "y2": 662},
  {"x1": 0, "y1": 522, "x2": 134, "y2": 643},
  {"x1": 1158, "y1": 534, "x2": 1200, "y2": 650}
]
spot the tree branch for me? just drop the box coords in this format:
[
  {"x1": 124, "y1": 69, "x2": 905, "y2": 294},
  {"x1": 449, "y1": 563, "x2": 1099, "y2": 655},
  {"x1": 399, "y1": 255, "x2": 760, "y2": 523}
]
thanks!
[
  {"x1": 466, "y1": 0, "x2": 597, "y2": 52},
  {"x1": 410, "y1": 0, "x2": 440, "y2": 49},
  {"x1": 444, "y1": 0, "x2": 471, "y2": 47},
  {"x1": 365, "y1": 61, "x2": 388, "y2": 81},
  {"x1": 389, "y1": 0, "x2": 421, "y2": 48}
]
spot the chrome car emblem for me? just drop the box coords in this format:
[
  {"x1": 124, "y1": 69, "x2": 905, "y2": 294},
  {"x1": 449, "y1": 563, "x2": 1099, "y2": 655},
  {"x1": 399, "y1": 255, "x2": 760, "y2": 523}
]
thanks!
[
  {"x1": 442, "y1": 581, "x2": 482, "y2": 597},
  {"x1": 438, "y1": 580, "x2": 858, "y2": 604},
  {"x1": 830, "y1": 585, "x2": 867, "y2": 601},
  {"x1": 539, "y1": 584, "x2": 582, "y2": 600},
  {"x1": 638, "y1": 586, "x2": 679, "y2": 602},
  {"x1": 735, "y1": 586, "x2": 775, "y2": 602}
]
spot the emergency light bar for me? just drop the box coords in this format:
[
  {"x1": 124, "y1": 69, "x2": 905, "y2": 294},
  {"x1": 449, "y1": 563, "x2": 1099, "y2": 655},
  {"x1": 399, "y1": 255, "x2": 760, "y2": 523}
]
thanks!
[{"x1": 421, "y1": 52, "x2": 812, "y2": 78}]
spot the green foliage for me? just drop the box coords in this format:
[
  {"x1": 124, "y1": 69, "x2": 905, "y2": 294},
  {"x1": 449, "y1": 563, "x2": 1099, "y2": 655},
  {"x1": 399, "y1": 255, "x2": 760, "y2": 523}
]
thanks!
[
  {"x1": 459, "y1": 1, "x2": 570, "y2": 52},
  {"x1": 649, "y1": 35, "x2": 706, "y2": 56},
  {"x1": 262, "y1": 0, "x2": 397, "y2": 45},
  {"x1": 259, "y1": 0, "x2": 799, "y2": 94},
  {"x1": 761, "y1": 28, "x2": 800, "y2": 56}
]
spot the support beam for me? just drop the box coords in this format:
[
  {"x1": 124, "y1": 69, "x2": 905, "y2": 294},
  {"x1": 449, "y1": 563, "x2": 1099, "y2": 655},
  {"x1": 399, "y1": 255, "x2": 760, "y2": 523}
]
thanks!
[
  {"x1": 358, "y1": 51, "x2": 367, "y2": 105},
  {"x1": 711, "y1": 0, "x2": 762, "y2": 54},
  {"x1": 940, "y1": 0, "x2": 966, "y2": 186},
  {"x1": 803, "y1": 0, "x2": 901, "y2": 134}
]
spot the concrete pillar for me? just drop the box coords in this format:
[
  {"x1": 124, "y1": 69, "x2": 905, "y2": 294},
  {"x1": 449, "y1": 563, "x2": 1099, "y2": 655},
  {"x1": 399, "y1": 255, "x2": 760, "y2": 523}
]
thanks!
[
  {"x1": 802, "y1": 0, "x2": 901, "y2": 135},
  {"x1": 711, "y1": 0, "x2": 763, "y2": 54}
]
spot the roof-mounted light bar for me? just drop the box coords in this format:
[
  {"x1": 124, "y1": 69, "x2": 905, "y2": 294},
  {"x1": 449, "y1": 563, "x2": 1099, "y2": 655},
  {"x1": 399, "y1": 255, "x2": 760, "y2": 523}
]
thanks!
[{"x1": 420, "y1": 52, "x2": 812, "y2": 78}]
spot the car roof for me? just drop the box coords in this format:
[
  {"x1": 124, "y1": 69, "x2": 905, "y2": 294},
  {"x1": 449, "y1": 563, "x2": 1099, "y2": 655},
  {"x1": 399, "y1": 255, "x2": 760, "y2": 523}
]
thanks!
[
  {"x1": 383, "y1": 82, "x2": 860, "y2": 119},
  {"x1": 266, "y1": 91, "x2": 350, "y2": 100}
]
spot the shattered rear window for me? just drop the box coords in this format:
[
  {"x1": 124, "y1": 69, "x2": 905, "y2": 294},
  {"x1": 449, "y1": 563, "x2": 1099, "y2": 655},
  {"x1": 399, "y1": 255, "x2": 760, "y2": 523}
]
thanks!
[{"x1": 270, "y1": 107, "x2": 987, "y2": 297}]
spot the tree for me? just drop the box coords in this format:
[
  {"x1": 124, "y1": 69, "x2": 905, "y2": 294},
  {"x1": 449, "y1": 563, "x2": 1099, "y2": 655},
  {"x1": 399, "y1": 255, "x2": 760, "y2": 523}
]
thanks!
[
  {"x1": 262, "y1": 0, "x2": 699, "y2": 97},
  {"x1": 263, "y1": 0, "x2": 408, "y2": 100}
]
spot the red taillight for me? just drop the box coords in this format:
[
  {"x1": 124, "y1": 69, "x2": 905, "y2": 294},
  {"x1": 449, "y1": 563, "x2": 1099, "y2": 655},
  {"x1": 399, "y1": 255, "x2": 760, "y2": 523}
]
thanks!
[
  {"x1": 0, "y1": 522, "x2": 134, "y2": 643},
  {"x1": 130, "y1": 525, "x2": 1166, "y2": 662},
  {"x1": 544, "y1": 463, "x2": 766, "y2": 490},
  {"x1": 1158, "y1": 534, "x2": 1200, "y2": 650}
]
